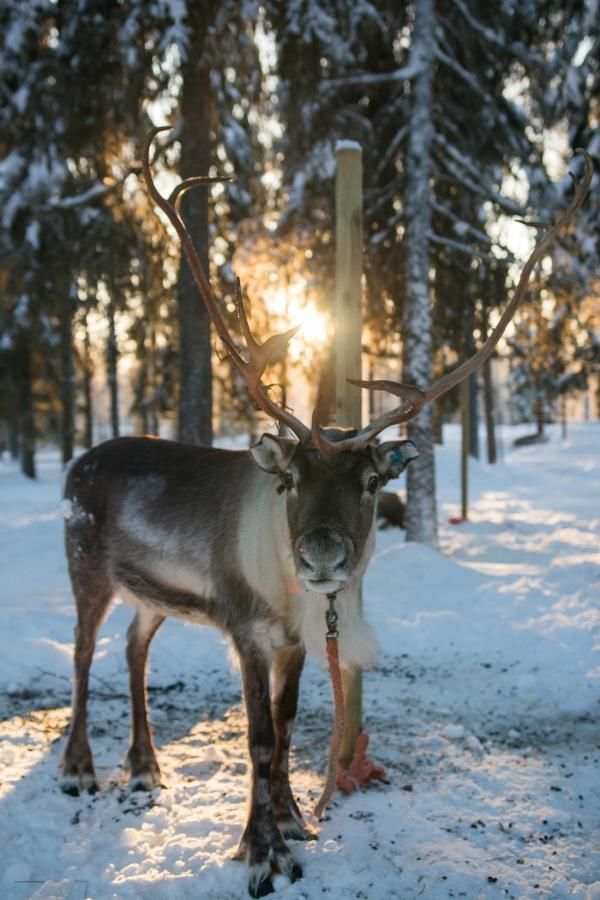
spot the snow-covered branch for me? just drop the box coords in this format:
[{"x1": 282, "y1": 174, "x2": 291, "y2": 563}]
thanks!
[
  {"x1": 431, "y1": 201, "x2": 492, "y2": 246},
  {"x1": 320, "y1": 60, "x2": 423, "y2": 93},
  {"x1": 434, "y1": 46, "x2": 495, "y2": 105},
  {"x1": 45, "y1": 180, "x2": 116, "y2": 210},
  {"x1": 450, "y1": 0, "x2": 548, "y2": 70},
  {"x1": 428, "y1": 231, "x2": 500, "y2": 262},
  {"x1": 374, "y1": 124, "x2": 408, "y2": 182},
  {"x1": 44, "y1": 162, "x2": 142, "y2": 211},
  {"x1": 434, "y1": 134, "x2": 525, "y2": 216}
]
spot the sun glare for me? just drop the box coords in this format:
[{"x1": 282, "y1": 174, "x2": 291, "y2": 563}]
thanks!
[{"x1": 264, "y1": 285, "x2": 331, "y2": 363}]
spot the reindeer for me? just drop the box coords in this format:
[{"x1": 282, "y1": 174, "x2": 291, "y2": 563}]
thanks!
[{"x1": 60, "y1": 130, "x2": 591, "y2": 897}]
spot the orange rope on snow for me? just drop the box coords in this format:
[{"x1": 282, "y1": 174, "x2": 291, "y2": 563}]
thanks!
[
  {"x1": 336, "y1": 732, "x2": 386, "y2": 794},
  {"x1": 313, "y1": 634, "x2": 346, "y2": 819},
  {"x1": 313, "y1": 593, "x2": 387, "y2": 819}
]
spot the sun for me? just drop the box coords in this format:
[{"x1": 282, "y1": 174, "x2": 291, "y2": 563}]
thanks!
[
  {"x1": 264, "y1": 284, "x2": 331, "y2": 363},
  {"x1": 289, "y1": 301, "x2": 330, "y2": 359}
]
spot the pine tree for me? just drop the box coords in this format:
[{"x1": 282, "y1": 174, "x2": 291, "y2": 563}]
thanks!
[
  {"x1": 402, "y1": 0, "x2": 437, "y2": 543},
  {"x1": 267, "y1": 0, "x2": 596, "y2": 542},
  {"x1": 0, "y1": 0, "x2": 164, "y2": 465}
]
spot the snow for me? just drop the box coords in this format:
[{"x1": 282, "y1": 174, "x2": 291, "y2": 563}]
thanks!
[
  {"x1": 46, "y1": 181, "x2": 113, "y2": 210},
  {"x1": 25, "y1": 220, "x2": 40, "y2": 250},
  {"x1": 335, "y1": 140, "x2": 362, "y2": 153},
  {"x1": 1, "y1": 424, "x2": 599, "y2": 898}
]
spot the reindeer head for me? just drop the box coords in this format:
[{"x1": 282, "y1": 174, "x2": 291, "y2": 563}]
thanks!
[{"x1": 250, "y1": 431, "x2": 418, "y2": 592}]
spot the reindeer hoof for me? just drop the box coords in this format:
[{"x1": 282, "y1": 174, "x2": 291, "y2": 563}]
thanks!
[
  {"x1": 61, "y1": 742, "x2": 98, "y2": 796},
  {"x1": 61, "y1": 780, "x2": 80, "y2": 798},
  {"x1": 289, "y1": 861, "x2": 303, "y2": 882},
  {"x1": 127, "y1": 749, "x2": 161, "y2": 791},
  {"x1": 60, "y1": 768, "x2": 98, "y2": 797},
  {"x1": 248, "y1": 868, "x2": 274, "y2": 898},
  {"x1": 129, "y1": 769, "x2": 161, "y2": 791},
  {"x1": 275, "y1": 849, "x2": 303, "y2": 883}
]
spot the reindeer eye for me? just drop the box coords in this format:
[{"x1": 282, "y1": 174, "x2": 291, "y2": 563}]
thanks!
[
  {"x1": 283, "y1": 471, "x2": 295, "y2": 491},
  {"x1": 367, "y1": 475, "x2": 380, "y2": 494}
]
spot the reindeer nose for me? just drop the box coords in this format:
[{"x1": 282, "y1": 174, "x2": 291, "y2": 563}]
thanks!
[{"x1": 296, "y1": 528, "x2": 347, "y2": 570}]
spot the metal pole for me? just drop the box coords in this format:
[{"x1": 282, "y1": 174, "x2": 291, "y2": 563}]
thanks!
[{"x1": 334, "y1": 140, "x2": 363, "y2": 768}]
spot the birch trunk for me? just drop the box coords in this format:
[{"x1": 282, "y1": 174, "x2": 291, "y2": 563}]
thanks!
[
  {"x1": 177, "y1": 5, "x2": 213, "y2": 446},
  {"x1": 403, "y1": 0, "x2": 437, "y2": 544}
]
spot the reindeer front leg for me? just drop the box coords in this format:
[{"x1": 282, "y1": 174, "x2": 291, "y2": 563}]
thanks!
[
  {"x1": 271, "y1": 644, "x2": 311, "y2": 840},
  {"x1": 237, "y1": 639, "x2": 302, "y2": 897}
]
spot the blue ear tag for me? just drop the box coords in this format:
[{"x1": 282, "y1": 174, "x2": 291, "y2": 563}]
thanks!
[{"x1": 391, "y1": 449, "x2": 405, "y2": 466}]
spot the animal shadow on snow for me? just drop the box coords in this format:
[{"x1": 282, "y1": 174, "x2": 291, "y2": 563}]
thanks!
[{"x1": 0, "y1": 666, "x2": 333, "y2": 897}]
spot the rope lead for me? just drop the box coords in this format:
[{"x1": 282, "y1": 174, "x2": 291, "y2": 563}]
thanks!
[
  {"x1": 313, "y1": 592, "x2": 346, "y2": 819},
  {"x1": 313, "y1": 592, "x2": 387, "y2": 819}
]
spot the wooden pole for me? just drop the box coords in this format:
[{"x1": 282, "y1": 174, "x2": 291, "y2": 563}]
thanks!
[
  {"x1": 334, "y1": 140, "x2": 363, "y2": 768},
  {"x1": 460, "y1": 379, "x2": 469, "y2": 520}
]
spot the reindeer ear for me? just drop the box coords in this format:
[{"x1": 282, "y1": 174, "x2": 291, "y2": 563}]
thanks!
[
  {"x1": 372, "y1": 440, "x2": 419, "y2": 480},
  {"x1": 249, "y1": 434, "x2": 298, "y2": 474}
]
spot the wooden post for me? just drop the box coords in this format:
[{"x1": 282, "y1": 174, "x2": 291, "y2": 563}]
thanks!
[
  {"x1": 335, "y1": 140, "x2": 363, "y2": 768},
  {"x1": 460, "y1": 379, "x2": 469, "y2": 520}
]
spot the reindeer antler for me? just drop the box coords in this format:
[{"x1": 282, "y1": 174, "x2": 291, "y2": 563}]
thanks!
[
  {"x1": 144, "y1": 127, "x2": 592, "y2": 456},
  {"x1": 312, "y1": 150, "x2": 594, "y2": 456},
  {"x1": 142, "y1": 126, "x2": 311, "y2": 442}
]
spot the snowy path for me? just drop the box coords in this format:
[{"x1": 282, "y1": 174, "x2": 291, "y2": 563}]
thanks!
[{"x1": 1, "y1": 425, "x2": 599, "y2": 899}]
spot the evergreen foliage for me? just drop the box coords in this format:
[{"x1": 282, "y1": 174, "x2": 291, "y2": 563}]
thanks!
[{"x1": 0, "y1": 0, "x2": 596, "y2": 548}]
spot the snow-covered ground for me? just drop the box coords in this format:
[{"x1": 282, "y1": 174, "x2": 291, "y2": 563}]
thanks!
[{"x1": 1, "y1": 423, "x2": 599, "y2": 900}]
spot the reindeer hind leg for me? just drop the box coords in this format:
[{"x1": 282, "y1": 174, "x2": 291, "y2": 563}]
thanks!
[
  {"x1": 61, "y1": 543, "x2": 114, "y2": 796},
  {"x1": 126, "y1": 605, "x2": 165, "y2": 790}
]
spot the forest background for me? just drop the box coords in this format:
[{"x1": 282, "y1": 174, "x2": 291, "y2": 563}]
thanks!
[{"x1": 0, "y1": 0, "x2": 598, "y2": 543}]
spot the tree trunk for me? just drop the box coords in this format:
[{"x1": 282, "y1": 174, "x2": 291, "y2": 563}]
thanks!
[
  {"x1": 483, "y1": 356, "x2": 497, "y2": 464},
  {"x1": 464, "y1": 305, "x2": 479, "y2": 459},
  {"x1": 468, "y1": 373, "x2": 479, "y2": 459},
  {"x1": 535, "y1": 388, "x2": 544, "y2": 436},
  {"x1": 106, "y1": 295, "x2": 120, "y2": 438},
  {"x1": 149, "y1": 324, "x2": 159, "y2": 435},
  {"x1": 137, "y1": 321, "x2": 150, "y2": 434},
  {"x1": 60, "y1": 283, "x2": 75, "y2": 464},
  {"x1": 7, "y1": 371, "x2": 19, "y2": 458},
  {"x1": 15, "y1": 334, "x2": 36, "y2": 478},
  {"x1": 432, "y1": 400, "x2": 443, "y2": 444},
  {"x1": 177, "y1": 5, "x2": 214, "y2": 446},
  {"x1": 461, "y1": 379, "x2": 469, "y2": 520},
  {"x1": 82, "y1": 310, "x2": 94, "y2": 449},
  {"x1": 402, "y1": 0, "x2": 437, "y2": 545}
]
